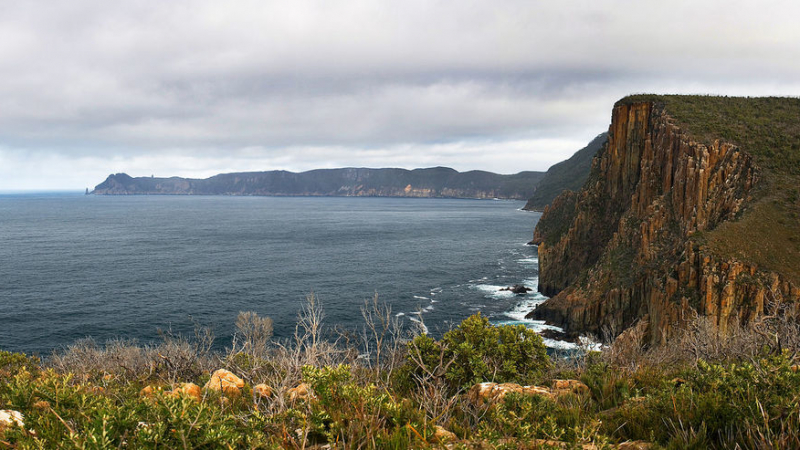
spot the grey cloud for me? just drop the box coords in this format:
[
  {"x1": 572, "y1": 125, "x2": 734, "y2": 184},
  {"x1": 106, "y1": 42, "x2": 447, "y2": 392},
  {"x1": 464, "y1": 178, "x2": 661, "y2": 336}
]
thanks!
[{"x1": 0, "y1": 0, "x2": 799, "y2": 189}]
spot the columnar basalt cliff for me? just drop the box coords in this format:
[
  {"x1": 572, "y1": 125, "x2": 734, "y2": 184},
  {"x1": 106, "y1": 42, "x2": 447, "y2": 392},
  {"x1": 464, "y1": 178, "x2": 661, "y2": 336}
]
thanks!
[{"x1": 529, "y1": 97, "x2": 800, "y2": 343}]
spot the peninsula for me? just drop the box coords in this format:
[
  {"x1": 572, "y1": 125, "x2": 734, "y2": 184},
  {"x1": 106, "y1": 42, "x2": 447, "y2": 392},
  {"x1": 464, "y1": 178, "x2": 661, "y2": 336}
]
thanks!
[{"x1": 91, "y1": 167, "x2": 546, "y2": 200}]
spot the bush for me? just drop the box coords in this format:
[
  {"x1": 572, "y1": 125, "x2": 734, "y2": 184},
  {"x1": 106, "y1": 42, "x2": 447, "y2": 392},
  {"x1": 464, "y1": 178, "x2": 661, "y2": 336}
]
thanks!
[{"x1": 401, "y1": 313, "x2": 551, "y2": 393}]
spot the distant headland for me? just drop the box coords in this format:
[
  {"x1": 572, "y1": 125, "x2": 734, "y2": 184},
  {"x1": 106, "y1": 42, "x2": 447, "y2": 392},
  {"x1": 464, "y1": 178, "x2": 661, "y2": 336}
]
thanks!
[{"x1": 91, "y1": 167, "x2": 548, "y2": 200}]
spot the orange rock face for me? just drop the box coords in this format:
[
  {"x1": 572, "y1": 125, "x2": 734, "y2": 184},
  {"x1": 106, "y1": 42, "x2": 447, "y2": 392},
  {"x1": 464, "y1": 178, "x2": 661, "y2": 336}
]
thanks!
[
  {"x1": 204, "y1": 369, "x2": 245, "y2": 397},
  {"x1": 530, "y1": 101, "x2": 799, "y2": 343}
]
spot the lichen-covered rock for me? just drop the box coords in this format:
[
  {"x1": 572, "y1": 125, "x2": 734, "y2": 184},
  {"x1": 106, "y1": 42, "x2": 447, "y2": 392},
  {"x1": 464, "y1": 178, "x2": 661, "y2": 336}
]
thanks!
[
  {"x1": 171, "y1": 382, "x2": 202, "y2": 402},
  {"x1": 253, "y1": 383, "x2": 273, "y2": 400},
  {"x1": 466, "y1": 382, "x2": 554, "y2": 405},
  {"x1": 204, "y1": 369, "x2": 245, "y2": 397},
  {"x1": 139, "y1": 385, "x2": 163, "y2": 398},
  {"x1": 286, "y1": 383, "x2": 313, "y2": 402},
  {"x1": 552, "y1": 379, "x2": 589, "y2": 395},
  {"x1": 0, "y1": 410, "x2": 24, "y2": 434}
]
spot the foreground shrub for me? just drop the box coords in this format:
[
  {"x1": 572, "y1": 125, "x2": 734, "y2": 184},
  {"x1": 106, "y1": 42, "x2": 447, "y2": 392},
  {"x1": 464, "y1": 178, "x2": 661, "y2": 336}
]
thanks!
[{"x1": 400, "y1": 313, "x2": 551, "y2": 394}]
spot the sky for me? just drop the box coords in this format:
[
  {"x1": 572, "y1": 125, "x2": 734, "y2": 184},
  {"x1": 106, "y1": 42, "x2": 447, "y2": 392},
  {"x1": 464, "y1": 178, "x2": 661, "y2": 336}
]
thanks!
[{"x1": 1, "y1": 0, "x2": 799, "y2": 190}]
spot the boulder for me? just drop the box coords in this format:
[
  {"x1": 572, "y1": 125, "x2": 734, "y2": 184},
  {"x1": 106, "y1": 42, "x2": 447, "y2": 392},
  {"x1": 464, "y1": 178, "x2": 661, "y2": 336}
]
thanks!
[
  {"x1": 0, "y1": 410, "x2": 24, "y2": 434},
  {"x1": 467, "y1": 382, "x2": 554, "y2": 405},
  {"x1": 552, "y1": 379, "x2": 590, "y2": 395},
  {"x1": 170, "y1": 382, "x2": 202, "y2": 402},
  {"x1": 253, "y1": 384, "x2": 273, "y2": 400},
  {"x1": 286, "y1": 383, "x2": 313, "y2": 402},
  {"x1": 204, "y1": 369, "x2": 245, "y2": 397},
  {"x1": 139, "y1": 385, "x2": 163, "y2": 398},
  {"x1": 433, "y1": 425, "x2": 457, "y2": 442}
]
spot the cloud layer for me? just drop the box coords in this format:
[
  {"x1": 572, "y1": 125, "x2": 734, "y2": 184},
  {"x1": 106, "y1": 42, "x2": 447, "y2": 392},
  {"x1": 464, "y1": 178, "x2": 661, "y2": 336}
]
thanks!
[{"x1": 1, "y1": 0, "x2": 799, "y2": 189}]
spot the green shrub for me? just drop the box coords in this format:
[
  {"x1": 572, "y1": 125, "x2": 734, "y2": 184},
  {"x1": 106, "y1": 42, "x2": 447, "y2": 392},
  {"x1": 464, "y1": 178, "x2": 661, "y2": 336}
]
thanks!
[{"x1": 401, "y1": 313, "x2": 551, "y2": 393}]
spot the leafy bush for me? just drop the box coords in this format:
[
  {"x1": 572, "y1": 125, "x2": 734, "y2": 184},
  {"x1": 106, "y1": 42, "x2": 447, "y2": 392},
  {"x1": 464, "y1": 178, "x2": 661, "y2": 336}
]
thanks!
[{"x1": 401, "y1": 313, "x2": 551, "y2": 393}]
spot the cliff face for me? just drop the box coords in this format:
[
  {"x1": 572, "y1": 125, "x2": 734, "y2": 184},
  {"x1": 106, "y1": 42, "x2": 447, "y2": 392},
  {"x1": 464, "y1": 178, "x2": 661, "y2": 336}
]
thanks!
[
  {"x1": 92, "y1": 167, "x2": 545, "y2": 200},
  {"x1": 529, "y1": 100, "x2": 800, "y2": 343}
]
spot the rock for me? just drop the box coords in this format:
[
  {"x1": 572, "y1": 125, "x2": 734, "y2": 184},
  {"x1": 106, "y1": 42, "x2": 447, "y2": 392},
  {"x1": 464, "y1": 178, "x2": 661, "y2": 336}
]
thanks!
[
  {"x1": 467, "y1": 382, "x2": 554, "y2": 405},
  {"x1": 552, "y1": 379, "x2": 590, "y2": 395},
  {"x1": 253, "y1": 383, "x2": 273, "y2": 400},
  {"x1": 286, "y1": 383, "x2": 313, "y2": 402},
  {"x1": 139, "y1": 385, "x2": 163, "y2": 398},
  {"x1": 204, "y1": 369, "x2": 245, "y2": 397},
  {"x1": 170, "y1": 382, "x2": 202, "y2": 402},
  {"x1": 500, "y1": 284, "x2": 532, "y2": 294},
  {"x1": 433, "y1": 425, "x2": 457, "y2": 442},
  {"x1": 616, "y1": 441, "x2": 653, "y2": 450},
  {"x1": 0, "y1": 410, "x2": 24, "y2": 433}
]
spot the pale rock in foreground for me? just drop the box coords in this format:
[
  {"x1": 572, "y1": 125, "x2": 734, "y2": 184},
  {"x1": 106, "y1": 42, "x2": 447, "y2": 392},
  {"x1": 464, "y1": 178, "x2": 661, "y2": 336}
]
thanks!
[
  {"x1": 204, "y1": 369, "x2": 245, "y2": 397},
  {"x1": 0, "y1": 410, "x2": 24, "y2": 433}
]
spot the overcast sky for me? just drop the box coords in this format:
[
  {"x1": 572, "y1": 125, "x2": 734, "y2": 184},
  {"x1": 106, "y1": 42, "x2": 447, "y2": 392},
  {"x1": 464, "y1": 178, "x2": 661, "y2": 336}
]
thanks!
[{"x1": 1, "y1": 0, "x2": 799, "y2": 190}]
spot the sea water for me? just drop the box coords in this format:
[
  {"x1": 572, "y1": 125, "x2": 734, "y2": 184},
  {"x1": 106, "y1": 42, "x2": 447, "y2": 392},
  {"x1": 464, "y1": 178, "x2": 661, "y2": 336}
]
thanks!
[{"x1": 0, "y1": 193, "x2": 564, "y2": 355}]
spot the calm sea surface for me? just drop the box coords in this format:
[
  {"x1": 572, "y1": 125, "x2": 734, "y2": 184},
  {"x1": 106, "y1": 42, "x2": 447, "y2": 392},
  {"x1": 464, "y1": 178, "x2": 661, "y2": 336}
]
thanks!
[{"x1": 0, "y1": 193, "x2": 553, "y2": 355}]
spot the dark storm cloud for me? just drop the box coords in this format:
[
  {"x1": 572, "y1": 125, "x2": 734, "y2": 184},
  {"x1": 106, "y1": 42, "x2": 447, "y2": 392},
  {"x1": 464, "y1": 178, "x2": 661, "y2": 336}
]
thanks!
[{"x1": 1, "y1": 0, "x2": 799, "y2": 189}]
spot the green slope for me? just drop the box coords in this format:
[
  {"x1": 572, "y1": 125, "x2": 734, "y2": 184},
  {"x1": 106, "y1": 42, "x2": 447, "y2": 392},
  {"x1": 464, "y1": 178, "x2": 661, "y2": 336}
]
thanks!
[{"x1": 522, "y1": 132, "x2": 607, "y2": 211}]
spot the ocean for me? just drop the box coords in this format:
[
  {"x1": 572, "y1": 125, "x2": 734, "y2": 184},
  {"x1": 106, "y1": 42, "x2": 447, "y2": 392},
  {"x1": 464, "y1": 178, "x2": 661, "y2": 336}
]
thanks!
[{"x1": 0, "y1": 193, "x2": 561, "y2": 355}]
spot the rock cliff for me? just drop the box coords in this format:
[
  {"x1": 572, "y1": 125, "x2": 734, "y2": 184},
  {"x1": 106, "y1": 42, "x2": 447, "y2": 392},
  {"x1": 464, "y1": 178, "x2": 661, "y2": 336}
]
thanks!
[
  {"x1": 92, "y1": 167, "x2": 545, "y2": 200},
  {"x1": 529, "y1": 96, "x2": 800, "y2": 344}
]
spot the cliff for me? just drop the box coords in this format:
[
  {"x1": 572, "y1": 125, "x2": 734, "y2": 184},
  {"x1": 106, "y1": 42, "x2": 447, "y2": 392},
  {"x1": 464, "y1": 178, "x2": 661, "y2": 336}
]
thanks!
[
  {"x1": 522, "y1": 132, "x2": 607, "y2": 211},
  {"x1": 92, "y1": 167, "x2": 545, "y2": 200},
  {"x1": 529, "y1": 96, "x2": 800, "y2": 344}
]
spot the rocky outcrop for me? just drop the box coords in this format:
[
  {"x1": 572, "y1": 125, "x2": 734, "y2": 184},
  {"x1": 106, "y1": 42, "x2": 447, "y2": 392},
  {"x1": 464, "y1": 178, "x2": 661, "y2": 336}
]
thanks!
[
  {"x1": 91, "y1": 167, "x2": 546, "y2": 200},
  {"x1": 529, "y1": 99, "x2": 800, "y2": 343}
]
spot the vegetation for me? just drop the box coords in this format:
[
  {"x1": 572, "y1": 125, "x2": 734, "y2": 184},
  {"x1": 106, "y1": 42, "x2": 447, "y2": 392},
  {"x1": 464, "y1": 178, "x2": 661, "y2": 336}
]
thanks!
[
  {"x1": 524, "y1": 133, "x2": 608, "y2": 211},
  {"x1": 3, "y1": 295, "x2": 800, "y2": 448}
]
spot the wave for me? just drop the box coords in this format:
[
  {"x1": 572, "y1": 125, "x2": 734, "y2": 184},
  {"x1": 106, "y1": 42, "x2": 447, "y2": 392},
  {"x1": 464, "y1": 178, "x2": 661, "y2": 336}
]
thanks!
[{"x1": 472, "y1": 284, "x2": 516, "y2": 299}]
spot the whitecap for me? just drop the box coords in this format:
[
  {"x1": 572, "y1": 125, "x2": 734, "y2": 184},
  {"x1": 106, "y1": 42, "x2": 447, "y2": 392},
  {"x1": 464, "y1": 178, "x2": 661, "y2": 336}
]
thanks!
[
  {"x1": 395, "y1": 312, "x2": 405, "y2": 317},
  {"x1": 413, "y1": 295, "x2": 430, "y2": 301},
  {"x1": 424, "y1": 305, "x2": 434, "y2": 312},
  {"x1": 407, "y1": 316, "x2": 429, "y2": 334},
  {"x1": 472, "y1": 284, "x2": 516, "y2": 299}
]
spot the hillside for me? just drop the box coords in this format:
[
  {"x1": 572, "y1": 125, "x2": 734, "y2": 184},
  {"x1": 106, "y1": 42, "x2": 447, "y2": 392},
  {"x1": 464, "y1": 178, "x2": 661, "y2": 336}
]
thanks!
[
  {"x1": 92, "y1": 167, "x2": 546, "y2": 200},
  {"x1": 529, "y1": 95, "x2": 800, "y2": 343},
  {"x1": 522, "y1": 132, "x2": 608, "y2": 211}
]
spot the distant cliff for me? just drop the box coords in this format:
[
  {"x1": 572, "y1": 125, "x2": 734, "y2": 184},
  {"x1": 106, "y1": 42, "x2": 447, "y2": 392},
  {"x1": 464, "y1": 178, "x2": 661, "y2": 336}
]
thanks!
[
  {"x1": 523, "y1": 132, "x2": 607, "y2": 211},
  {"x1": 529, "y1": 95, "x2": 800, "y2": 344},
  {"x1": 92, "y1": 167, "x2": 546, "y2": 200}
]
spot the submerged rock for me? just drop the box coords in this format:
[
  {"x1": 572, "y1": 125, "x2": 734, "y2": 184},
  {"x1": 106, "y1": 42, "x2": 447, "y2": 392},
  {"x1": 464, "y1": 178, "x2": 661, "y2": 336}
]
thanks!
[{"x1": 500, "y1": 284, "x2": 532, "y2": 294}]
